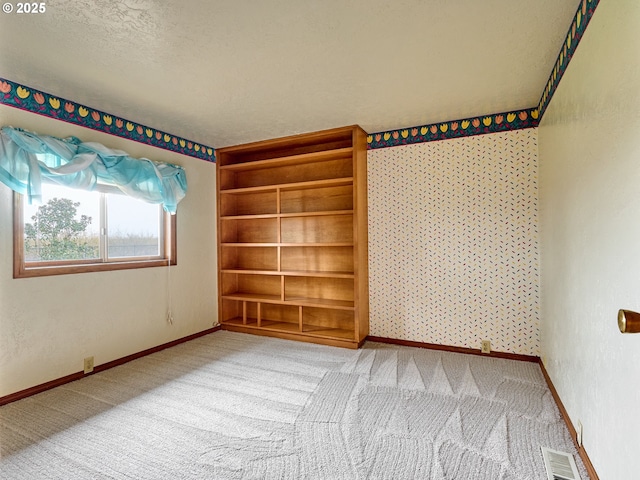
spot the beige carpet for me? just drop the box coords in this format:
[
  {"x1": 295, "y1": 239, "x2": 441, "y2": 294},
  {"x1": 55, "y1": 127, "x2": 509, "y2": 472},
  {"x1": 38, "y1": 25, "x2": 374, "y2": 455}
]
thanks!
[{"x1": 0, "y1": 331, "x2": 588, "y2": 479}]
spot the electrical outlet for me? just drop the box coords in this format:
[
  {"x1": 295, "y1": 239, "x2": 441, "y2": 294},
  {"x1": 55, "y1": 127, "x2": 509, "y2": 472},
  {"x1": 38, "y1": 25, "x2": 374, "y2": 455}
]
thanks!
[
  {"x1": 481, "y1": 340, "x2": 491, "y2": 354},
  {"x1": 83, "y1": 356, "x2": 94, "y2": 374},
  {"x1": 577, "y1": 420, "x2": 583, "y2": 447}
]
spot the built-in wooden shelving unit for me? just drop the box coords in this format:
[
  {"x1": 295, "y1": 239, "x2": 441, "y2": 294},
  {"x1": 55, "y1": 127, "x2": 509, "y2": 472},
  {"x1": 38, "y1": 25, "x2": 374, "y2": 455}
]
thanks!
[{"x1": 216, "y1": 125, "x2": 369, "y2": 348}]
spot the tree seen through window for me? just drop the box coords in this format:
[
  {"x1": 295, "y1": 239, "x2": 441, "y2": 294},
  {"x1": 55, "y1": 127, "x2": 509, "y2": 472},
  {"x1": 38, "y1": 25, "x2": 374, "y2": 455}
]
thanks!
[{"x1": 22, "y1": 183, "x2": 163, "y2": 264}]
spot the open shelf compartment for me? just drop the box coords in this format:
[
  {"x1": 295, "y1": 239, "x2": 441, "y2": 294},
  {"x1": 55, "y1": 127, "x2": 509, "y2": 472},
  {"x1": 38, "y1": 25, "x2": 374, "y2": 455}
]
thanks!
[
  {"x1": 219, "y1": 189, "x2": 277, "y2": 217},
  {"x1": 221, "y1": 246, "x2": 278, "y2": 272},
  {"x1": 284, "y1": 276, "x2": 353, "y2": 306},
  {"x1": 281, "y1": 214, "x2": 353, "y2": 244},
  {"x1": 216, "y1": 128, "x2": 354, "y2": 166},
  {"x1": 302, "y1": 307, "x2": 355, "y2": 340},
  {"x1": 219, "y1": 156, "x2": 353, "y2": 190},
  {"x1": 220, "y1": 217, "x2": 278, "y2": 244},
  {"x1": 280, "y1": 183, "x2": 353, "y2": 214},
  {"x1": 221, "y1": 273, "x2": 282, "y2": 300},
  {"x1": 281, "y1": 245, "x2": 353, "y2": 274}
]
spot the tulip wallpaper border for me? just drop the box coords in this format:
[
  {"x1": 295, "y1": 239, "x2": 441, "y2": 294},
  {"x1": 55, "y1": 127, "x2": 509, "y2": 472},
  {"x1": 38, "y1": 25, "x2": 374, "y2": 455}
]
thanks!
[
  {"x1": 367, "y1": 0, "x2": 601, "y2": 150},
  {"x1": 537, "y1": 0, "x2": 600, "y2": 118},
  {"x1": 367, "y1": 108, "x2": 539, "y2": 149},
  {"x1": 0, "y1": 78, "x2": 216, "y2": 163},
  {"x1": 1, "y1": 0, "x2": 600, "y2": 157}
]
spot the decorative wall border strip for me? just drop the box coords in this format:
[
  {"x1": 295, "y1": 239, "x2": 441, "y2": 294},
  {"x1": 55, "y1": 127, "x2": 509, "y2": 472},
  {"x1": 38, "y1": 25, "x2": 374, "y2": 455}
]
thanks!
[
  {"x1": 537, "y1": 0, "x2": 601, "y2": 119},
  {"x1": 0, "y1": 78, "x2": 216, "y2": 162},
  {"x1": 367, "y1": 108, "x2": 539, "y2": 149},
  {"x1": 368, "y1": 0, "x2": 602, "y2": 150},
  {"x1": 1, "y1": 0, "x2": 601, "y2": 156}
]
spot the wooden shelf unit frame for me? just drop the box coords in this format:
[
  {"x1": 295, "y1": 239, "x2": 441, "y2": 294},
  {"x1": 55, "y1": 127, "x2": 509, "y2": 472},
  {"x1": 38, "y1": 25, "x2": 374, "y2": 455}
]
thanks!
[{"x1": 216, "y1": 125, "x2": 369, "y2": 348}]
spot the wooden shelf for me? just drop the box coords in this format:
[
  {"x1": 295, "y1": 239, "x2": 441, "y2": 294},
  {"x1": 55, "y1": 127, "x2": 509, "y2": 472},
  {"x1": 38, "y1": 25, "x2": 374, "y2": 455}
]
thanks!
[
  {"x1": 280, "y1": 270, "x2": 354, "y2": 278},
  {"x1": 220, "y1": 214, "x2": 280, "y2": 220},
  {"x1": 221, "y1": 293, "x2": 354, "y2": 310},
  {"x1": 221, "y1": 243, "x2": 280, "y2": 247},
  {"x1": 301, "y1": 324, "x2": 355, "y2": 341},
  {"x1": 217, "y1": 125, "x2": 369, "y2": 348},
  {"x1": 282, "y1": 210, "x2": 353, "y2": 218},
  {"x1": 222, "y1": 317, "x2": 259, "y2": 327},
  {"x1": 285, "y1": 297, "x2": 355, "y2": 310},
  {"x1": 222, "y1": 269, "x2": 354, "y2": 278},
  {"x1": 278, "y1": 242, "x2": 354, "y2": 247},
  {"x1": 279, "y1": 178, "x2": 353, "y2": 191},
  {"x1": 222, "y1": 293, "x2": 282, "y2": 303},
  {"x1": 222, "y1": 243, "x2": 355, "y2": 249},
  {"x1": 224, "y1": 318, "x2": 301, "y2": 335},
  {"x1": 219, "y1": 147, "x2": 353, "y2": 171},
  {"x1": 256, "y1": 319, "x2": 300, "y2": 333},
  {"x1": 221, "y1": 317, "x2": 355, "y2": 341},
  {"x1": 220, "y1": 185, "x2": 279, "y2": 194},
  {"x1": 219, "y1": 177, "x2": 353, "y2": 195},
  {"x1": 220, "y1": 210, "x2": 353, "y2": 221}
]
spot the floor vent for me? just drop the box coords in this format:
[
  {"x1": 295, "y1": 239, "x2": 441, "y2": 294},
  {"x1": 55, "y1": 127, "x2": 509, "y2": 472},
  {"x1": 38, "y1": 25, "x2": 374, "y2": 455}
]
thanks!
[{"x1": 541, "y1": 446, "x2": 582, "y2": 480}]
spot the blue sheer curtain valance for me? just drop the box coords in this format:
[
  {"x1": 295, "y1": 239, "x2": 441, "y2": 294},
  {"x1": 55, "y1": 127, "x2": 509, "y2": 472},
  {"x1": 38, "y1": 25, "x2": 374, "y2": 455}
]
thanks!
[{"x1": 0, "y1": 126, "x2": 187, "y2": 214}]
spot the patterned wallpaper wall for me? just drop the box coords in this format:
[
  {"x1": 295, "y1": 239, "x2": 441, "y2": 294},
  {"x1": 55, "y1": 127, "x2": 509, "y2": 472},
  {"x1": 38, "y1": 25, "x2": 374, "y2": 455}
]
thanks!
[{"x1": 367, "y1": 129, "x2": 539, "y2": 355}]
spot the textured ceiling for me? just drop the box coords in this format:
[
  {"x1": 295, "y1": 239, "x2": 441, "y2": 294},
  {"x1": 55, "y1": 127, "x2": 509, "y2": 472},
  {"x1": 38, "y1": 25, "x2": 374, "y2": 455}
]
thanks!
[{"x1": 0, "y1": 0, "x2": 580, "y2": 148}]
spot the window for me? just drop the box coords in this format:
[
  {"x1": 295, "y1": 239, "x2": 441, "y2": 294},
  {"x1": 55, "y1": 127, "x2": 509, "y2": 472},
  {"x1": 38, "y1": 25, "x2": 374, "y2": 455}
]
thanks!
[
  {"x1": 14, "y1": 183, "x2": 176, "y2": 278},
  {"x1": 1, "y1": 127, "x2": 185, "y2": 277}
]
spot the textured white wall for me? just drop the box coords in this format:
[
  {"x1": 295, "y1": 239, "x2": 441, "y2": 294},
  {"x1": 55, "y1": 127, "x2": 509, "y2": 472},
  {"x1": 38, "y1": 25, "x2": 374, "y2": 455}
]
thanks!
[
  {"x1": 0, "y1": 105, "x2": 218, "y2": 397},
  {"x1": 538, "y1": 0, "x2": 640, "y2": 477},
  {"x1": 368, "y1": 130, "x2": 540, "y2": 355}
]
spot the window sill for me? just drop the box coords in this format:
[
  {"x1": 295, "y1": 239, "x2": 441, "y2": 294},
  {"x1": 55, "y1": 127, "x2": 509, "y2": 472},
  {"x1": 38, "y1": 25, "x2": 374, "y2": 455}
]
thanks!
[{"x1": 14, "y1": 258, "x2": 176, "y2": 278}]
